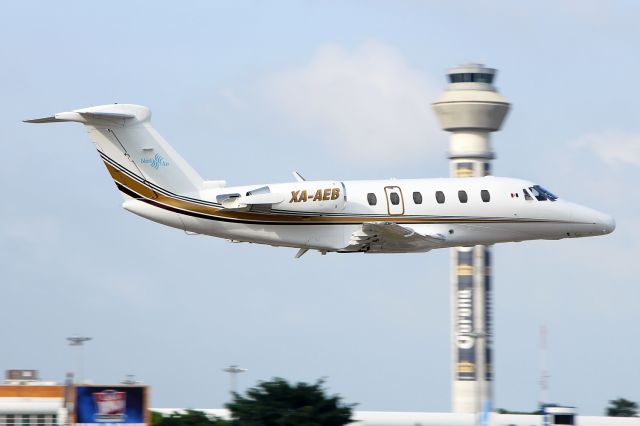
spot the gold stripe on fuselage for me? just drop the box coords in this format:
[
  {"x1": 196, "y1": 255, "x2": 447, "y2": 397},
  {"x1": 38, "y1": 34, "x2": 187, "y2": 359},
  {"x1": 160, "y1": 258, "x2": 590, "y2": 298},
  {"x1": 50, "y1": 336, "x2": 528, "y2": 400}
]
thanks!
[{"x1": 102, "y1": 158, "x2": 550, "y2": 226}]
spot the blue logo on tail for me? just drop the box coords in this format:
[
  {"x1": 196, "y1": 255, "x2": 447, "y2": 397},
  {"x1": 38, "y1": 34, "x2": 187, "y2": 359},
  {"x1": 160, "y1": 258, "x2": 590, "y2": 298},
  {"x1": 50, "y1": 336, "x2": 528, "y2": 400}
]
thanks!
[{"x1": 141, "y1": 153, "x2": 169, "y2": 169}]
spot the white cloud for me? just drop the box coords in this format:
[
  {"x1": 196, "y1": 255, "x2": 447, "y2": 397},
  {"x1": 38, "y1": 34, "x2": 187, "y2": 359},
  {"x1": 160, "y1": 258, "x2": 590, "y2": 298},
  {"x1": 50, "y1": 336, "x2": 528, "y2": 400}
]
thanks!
[
  {"x1": 265, "y1": 41, "x2": 444, "y2": 163},
  {"x1": 576, "y1": 130, "x2": 640, "y2": 167}
]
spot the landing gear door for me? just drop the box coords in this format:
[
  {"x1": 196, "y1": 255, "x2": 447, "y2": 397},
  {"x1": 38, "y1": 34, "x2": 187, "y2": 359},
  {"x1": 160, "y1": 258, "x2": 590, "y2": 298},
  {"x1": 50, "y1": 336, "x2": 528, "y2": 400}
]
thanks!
[{"x1": 384, "y1": 186, "x2": 404, "y2": 215}]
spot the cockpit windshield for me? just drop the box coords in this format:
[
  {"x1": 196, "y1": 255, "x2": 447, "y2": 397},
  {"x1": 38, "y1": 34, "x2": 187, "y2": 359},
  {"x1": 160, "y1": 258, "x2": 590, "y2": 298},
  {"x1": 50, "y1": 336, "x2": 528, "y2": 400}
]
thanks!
[{"x1": 530, "y1": 185, "x2": 558, "y2": 202}]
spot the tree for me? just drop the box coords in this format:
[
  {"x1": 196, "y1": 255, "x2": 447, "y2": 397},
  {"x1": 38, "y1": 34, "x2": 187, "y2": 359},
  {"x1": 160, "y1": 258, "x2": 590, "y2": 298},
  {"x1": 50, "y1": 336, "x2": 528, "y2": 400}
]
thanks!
[
  {"x1": 606, "y1": 398, "x2": 638, "y2": 417},
  {"x1": 151, "y1": 409, "x2": 230, "y2": 426},
  {"x1": 225, "y1": 377, "x2": 356, "y2": 426}
]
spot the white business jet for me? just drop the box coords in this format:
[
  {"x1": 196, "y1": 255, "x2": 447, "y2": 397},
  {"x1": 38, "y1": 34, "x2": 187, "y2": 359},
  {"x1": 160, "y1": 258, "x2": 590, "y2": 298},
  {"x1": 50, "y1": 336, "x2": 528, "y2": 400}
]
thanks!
[{"x1": 25, "y1": 104, "x2": 614, "y2": 256}]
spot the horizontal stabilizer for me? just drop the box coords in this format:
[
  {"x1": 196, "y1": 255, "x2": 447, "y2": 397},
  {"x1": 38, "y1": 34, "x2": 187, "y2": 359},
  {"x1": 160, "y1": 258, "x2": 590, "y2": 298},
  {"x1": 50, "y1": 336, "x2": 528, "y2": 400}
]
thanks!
[
  {"x1": 23, "y1": 116, "x2": 59, "y2": 123},
  {"x1": 24, "y1": 109, "x2": 137, "y2": 124}
]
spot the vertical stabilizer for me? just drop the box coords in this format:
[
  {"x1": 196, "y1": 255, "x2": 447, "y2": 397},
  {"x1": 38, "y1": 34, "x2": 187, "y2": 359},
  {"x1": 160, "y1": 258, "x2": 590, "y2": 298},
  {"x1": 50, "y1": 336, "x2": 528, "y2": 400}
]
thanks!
[{"x1": 25, "y1": 104, "x2": 204, "y2": 197}]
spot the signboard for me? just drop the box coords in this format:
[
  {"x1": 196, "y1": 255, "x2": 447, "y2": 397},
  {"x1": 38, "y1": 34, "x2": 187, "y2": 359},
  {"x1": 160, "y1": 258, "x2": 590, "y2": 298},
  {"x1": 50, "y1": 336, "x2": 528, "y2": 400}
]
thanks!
[
  {"x1": 455, "y1": 249, "x2": 476, "y2": 381},
  {"x1": 74, "y1": 385, "x2": 147, "y2": 425},
  {"x1": 484, "y1": 248, "x2": 493, "y2": 381}
]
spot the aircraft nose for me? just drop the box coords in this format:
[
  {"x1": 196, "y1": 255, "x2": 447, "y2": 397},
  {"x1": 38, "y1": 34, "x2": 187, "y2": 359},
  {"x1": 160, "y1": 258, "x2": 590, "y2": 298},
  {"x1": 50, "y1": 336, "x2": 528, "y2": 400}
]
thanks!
[
  {"x1": 569, "y1": 204, "x2": 615, "y2": 236},
  {"x1": 600, "y1": 214, "x2": 616, "y2": 235}
]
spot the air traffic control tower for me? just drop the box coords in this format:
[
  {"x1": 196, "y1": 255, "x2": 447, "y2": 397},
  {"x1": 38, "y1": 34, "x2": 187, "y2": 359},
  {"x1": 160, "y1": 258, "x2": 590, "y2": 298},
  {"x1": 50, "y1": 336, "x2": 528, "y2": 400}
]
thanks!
[{"x1": 432, "y1": 64, "x2": 510, "y2": 413}]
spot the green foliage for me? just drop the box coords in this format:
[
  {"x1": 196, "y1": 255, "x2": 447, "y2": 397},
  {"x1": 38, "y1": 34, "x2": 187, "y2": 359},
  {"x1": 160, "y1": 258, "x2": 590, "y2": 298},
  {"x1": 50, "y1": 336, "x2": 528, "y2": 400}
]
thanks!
[
  {"x1": 151, "y1": 411, "x2": 165, "y2": 426},
  {"x1": 151, "y1": 410, "x2": 230, "y2": 426},
  {"x1": 606, "y1": 398, "x2": 638, "y2": 417},
  {"x1": 225, "y1": 377, "x2": 355, "y2": 426}
]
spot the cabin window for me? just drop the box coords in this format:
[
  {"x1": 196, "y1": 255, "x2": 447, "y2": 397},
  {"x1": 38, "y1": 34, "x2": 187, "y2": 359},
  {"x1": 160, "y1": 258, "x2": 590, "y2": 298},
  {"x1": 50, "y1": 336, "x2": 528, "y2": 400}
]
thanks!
[
  {"x1": 435, "y1": 191, "x2": 445, "y2": 204},
  {"x1": 367, "y1": 193, "x2": 377, "y2": 205},
  {"x1": 523, "y1": 189, "x2": 533, "y2": 200},
  {"x1": 413, "y1": 191, "x2": 423, "y2": 204},
  {"x1": 390, "y1": 193, "x2": 400, "y2": 205},
  {"x1": 481, "y1": 190, "x2": 490, "y2": 202},
  {"x1": 553, "y1": 415, "x2": 574, "y2": 425},
  {"x1": 458, "y1": 190, "x2": 468, "y2": 203}
]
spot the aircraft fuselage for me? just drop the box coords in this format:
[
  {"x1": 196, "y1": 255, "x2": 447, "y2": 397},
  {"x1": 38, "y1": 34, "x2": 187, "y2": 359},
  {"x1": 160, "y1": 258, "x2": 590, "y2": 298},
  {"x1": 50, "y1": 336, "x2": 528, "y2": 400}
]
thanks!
[{"x1": 120, "y1": 173, "x2": 614, "y2": 253}]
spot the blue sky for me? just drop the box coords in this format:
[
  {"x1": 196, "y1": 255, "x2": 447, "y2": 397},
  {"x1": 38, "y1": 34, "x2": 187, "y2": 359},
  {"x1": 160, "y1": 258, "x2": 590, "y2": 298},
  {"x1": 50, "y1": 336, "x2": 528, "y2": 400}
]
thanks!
[{"x1": 2, "y1": 0, "x2": 639, "y2": 415}]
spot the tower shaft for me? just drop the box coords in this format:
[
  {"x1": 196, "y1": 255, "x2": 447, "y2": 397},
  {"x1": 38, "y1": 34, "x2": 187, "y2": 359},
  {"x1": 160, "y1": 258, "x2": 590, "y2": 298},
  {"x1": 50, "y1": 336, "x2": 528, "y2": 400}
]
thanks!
[
  {"x1": 449, "y1": 158, "x2": 493, "y2": 413},
  {"x1": 432, "y1": 64, "x2": 510, "y2": 414}
]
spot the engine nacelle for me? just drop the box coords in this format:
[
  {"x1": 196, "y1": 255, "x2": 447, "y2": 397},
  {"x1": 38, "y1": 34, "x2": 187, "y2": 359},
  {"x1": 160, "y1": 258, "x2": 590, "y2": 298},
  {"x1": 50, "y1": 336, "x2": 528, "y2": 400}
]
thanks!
[{"x1": 269, "y1": 181, "x2": 347, "y2": 213}]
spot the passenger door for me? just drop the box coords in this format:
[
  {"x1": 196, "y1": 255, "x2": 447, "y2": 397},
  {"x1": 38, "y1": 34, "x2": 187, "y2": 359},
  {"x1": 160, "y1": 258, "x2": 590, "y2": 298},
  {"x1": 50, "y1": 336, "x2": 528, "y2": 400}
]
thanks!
[{"x1": 384, "y1": 186, "x2": 404, "y2": 215}]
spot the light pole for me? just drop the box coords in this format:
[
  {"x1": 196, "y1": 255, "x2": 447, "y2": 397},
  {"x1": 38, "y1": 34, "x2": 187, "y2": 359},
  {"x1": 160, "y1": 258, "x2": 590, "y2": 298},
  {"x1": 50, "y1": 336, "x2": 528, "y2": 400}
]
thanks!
[
  {"x1": 67, "y1": 335, "x2": 92, "y2": 384},
  {"x1": 223, "y1": 365, "x2": 247, "y2": 398},
  {"x1": 121, "y1": 374, "x2": 142, "y2": 385}
]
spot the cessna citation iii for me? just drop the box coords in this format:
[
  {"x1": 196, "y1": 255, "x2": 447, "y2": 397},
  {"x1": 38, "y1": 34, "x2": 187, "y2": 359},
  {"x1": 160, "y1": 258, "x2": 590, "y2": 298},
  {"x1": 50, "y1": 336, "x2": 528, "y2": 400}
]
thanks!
[{"x1": 25, "y1": 104, "x2": 615, "y2": 256}]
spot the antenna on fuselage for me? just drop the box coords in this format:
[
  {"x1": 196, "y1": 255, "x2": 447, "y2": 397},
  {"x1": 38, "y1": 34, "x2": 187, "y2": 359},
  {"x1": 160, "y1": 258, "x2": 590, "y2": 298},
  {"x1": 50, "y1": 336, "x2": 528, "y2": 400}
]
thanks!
[
  {"x1": 292, "y1": 171, "x2": 306, "y2": 182},
  {"x1": 294, "y1": 248, "x2": 309, "y2": 258}
]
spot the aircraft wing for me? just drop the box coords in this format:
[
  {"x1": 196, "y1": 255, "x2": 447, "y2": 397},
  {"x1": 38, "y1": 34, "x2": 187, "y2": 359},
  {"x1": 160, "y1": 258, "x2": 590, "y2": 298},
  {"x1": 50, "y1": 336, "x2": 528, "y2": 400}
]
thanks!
[{"x1": 342, "y1": 222, "x2": 447, "y2": 253}]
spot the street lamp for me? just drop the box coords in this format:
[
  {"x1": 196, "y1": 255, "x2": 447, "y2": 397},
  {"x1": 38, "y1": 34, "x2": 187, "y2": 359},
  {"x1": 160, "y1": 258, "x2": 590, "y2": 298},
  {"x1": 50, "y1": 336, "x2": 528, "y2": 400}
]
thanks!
[
  {"x1": 121, "y1": 374, "x2": 142, "y2": 385},
  {"x1": 223, "y1": 365, "x2": 247, "y2": 397},
  {"x1": 67, "y1": 335, "x2": 92, "y2": 384}
]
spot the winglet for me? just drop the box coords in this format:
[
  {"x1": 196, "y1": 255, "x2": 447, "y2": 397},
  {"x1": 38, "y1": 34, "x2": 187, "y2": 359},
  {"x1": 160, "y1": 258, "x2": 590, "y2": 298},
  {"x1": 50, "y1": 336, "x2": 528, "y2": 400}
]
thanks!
[{"x1": 292, "y1": 171, "x2": 306, "y2": 182}]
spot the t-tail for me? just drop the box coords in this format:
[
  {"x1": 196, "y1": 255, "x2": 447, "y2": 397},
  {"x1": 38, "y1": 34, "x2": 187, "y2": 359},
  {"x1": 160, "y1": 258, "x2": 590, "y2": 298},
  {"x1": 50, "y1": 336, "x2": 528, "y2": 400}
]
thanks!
[{"x1": 24, "y1": 104, "x2": 204, "y2": 199}]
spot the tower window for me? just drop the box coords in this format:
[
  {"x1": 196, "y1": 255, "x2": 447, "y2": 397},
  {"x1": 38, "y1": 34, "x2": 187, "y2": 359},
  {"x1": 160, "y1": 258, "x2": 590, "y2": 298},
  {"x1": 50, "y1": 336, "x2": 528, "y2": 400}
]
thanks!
[
  {"x1": 413, "y1": 191, "x2": 423, "y2": 204},
  {"x1": 435, "y1": 191, "x2": 445, "y2": 204},
  {"x1": 448, "y1": 73, "x2": 494, "y2": 84},
  {"x1": 367, "y1": 193, "x2": 377, "y2": 206},
  {"x1": 390, "y1": 193, "x2": 400, "y2": 205},
  {"x1": 481, "y1": 190, "x2": 490, "y2": 202},
  {"x1": 458, "y1": 190, "x2": 468, "y2": 203},
  {"x1": 456, "y1": 162, "x2": 474, "y2": 177},
  {"x1": 458, "y1": 250, "x2": 473, "y2": 265}
]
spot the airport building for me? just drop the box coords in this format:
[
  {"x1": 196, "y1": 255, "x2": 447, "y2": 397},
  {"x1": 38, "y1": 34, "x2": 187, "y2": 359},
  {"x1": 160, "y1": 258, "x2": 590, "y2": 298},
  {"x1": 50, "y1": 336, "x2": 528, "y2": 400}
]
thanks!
[
  {"x1": 0, "y1": 370, "x2": 148, "y2": 426},
  {"x1": 153, "y1": 408, "x2": 640, "y2": 425},
  {"x1": 0, "y1": 370, "x2": 65, "y2": 426}
]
